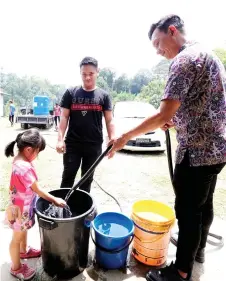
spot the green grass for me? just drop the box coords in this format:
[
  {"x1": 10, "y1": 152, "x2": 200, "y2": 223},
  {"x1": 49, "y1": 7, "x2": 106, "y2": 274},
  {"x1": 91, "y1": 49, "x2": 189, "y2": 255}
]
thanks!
[
  {"x1": 0, "y1": 188, "x2": 9, "y2": 210},
  {"x1": 0, "y1": 158, "x2": 11, "y2": 210}
]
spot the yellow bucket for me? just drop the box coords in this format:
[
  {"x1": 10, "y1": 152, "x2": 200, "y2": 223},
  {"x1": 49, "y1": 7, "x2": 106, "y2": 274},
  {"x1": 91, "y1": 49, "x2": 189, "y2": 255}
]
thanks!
[{"x1": 131, "y1": 200, "x2": 175, "y2": 266}]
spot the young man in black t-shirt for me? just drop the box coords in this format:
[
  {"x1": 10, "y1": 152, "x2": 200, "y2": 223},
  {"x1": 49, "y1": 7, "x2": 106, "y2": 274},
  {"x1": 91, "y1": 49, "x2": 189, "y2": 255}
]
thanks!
[{"x1": 56, "y1": 57, "x2": 115, "y2": 192}]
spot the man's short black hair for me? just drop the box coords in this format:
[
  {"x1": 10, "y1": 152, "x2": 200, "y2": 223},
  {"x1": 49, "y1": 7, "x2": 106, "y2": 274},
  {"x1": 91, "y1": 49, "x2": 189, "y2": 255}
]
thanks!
[
  {"x1": 148, "y1": 14, "x2": 185, "y2": 40},
  {"x1": 80, "y1": 56, "x2": 98, "y2": 68}
]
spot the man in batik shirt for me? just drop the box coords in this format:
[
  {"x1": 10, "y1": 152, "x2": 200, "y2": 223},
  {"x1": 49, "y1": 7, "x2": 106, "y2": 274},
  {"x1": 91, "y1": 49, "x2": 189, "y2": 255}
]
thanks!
[{"x1": 108, "y1": 15, "x2": 226, "y2": 281}]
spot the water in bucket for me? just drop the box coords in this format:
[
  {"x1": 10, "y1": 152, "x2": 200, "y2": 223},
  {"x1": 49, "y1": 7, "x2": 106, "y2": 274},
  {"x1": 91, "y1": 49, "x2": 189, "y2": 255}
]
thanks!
[
  {"x1": 97, "y1": 222, "x2": 129, "y2": 236},
  {"x1": 42, "y1": 204, "x2": 72, "y2": 218}
]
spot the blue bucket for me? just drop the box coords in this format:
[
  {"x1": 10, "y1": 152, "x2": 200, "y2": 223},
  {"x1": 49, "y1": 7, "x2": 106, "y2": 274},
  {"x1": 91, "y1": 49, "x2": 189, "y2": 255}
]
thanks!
[{"x1": 92, "y1": 212, "x2": 134, "y2": 269}]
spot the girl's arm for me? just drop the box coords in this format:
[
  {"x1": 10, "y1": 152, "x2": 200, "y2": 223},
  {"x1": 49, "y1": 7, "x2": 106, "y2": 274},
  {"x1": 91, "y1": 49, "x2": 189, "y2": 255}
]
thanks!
[{"x1": 31, "y1": 181, "x2": 66, "y2": 207}]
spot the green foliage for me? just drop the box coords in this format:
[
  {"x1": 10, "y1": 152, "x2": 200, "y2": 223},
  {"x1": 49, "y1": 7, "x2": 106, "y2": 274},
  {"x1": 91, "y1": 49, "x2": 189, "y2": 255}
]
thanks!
[
  {"x1": 99, "y1": 68, "x2": 115, "y2": 89},
  {"x1": 213, "y1": 48, "x2": 226, "y2": 69},
  {"x1": 1, "y1": 73, "x2": 66, "y2": 109},
  {"x1": 135, "y1": 79, "x2": 166, "y2": 108},
  {"x1": 97, "y1": 76, "x2": 110, "y2": 91},
  {"x1": 3, "y1": 48, "x2": 225, "y2": 113},
  {"x1": 98, "y1": 68, "x2": 154, "y2": 99},
  {"x1": 111, "y1": 91, "x2": 135, "y2": 104},
  {"x1": 113, "y1": 74, "x2": 130, "y2": 93},
  {"x1": 151, "y1": 59, "x2": 170, "y2": 80},
  {"x1": 130, "y1": 69, "x2": 152, "y2": 94}
]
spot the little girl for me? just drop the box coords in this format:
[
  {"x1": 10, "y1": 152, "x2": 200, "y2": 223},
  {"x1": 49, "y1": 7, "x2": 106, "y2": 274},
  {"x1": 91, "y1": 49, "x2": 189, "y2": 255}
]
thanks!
[{"x1": 5, "y1": 128, "x2": 66, "y2": 280}]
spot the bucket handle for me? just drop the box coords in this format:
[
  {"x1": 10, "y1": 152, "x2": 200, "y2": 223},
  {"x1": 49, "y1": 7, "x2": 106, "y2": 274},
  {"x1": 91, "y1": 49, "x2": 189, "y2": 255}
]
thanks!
[
  {"x1": 134, "y1": 230, "x2": 170, "y2": 244},
  {"x1": 133, "y1": 222, "x2": 171, "y2": 243},
  {"x1": 39, "y1": 218, "x2": 58, "y2": 230},
  {"x1": 91, "y1": 230, "x2": 134, "y2": 254},
  {"x1": 133, "y1": 217, "x2": 173, "y2": 233}
]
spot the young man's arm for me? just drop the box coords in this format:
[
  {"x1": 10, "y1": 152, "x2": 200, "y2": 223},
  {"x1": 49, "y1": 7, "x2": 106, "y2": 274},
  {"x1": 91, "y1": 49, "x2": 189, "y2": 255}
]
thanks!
[
  {"x1": 103, "y1": 92, "x2": 115, "y2": 143},
  {"x1": 104, "y1": 110, "x2": 115, "y2": 142},
  {"x1": 56, "y1": 89, "x2": 71, "y2": 153},
  {"x1": 56, "y1": 108, "x2": 70, "y2": 153}
]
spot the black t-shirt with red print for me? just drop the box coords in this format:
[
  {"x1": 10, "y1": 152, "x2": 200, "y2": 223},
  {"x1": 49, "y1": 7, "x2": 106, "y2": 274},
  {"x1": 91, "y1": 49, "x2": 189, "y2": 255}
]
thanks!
[{"x1": 60, "y1": 86, "x2": 112, "y2": 146}]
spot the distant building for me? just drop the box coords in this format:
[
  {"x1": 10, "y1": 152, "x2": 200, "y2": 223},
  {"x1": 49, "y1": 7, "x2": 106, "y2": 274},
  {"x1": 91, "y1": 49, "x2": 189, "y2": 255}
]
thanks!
[{"x1": 0, "y1": 88, "x2": 9, "y2": 117}]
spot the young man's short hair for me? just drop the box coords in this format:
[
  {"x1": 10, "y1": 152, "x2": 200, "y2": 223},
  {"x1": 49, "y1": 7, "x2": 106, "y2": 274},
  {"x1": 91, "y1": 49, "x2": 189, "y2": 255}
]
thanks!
[{"x1": 80, "y1": 56, "x2": 98, "y2": 68}]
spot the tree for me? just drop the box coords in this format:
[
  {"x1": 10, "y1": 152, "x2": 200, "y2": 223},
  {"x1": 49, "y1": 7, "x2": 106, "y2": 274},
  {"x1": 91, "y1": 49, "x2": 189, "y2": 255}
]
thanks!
[
  {"x1": 99, "y1": 68, "x2": 115, "y2": 89},
  {"x1": 130, "y1": 69, "x2": 152, "y2": 94},
  {"x1": 113, "y1": 74, "x2": 130, "y2": 93},
  {"x1": 214, "y1": 48, "x2": 226, "y2": 69},
  {"x1": 152, "y1": 59, "x2": 171, "y2": 80},
  {"x1": 136, "y1": 79, "x2": 166, "y2": 108},
  {"x1": 1, "y1": 72, "x2": 66, "y2": 109},
  {"x1": 97, "y1": 76, "x2": 110, "y2": 91},
  {"x1": 112, "y1": 91, "x2": 135, "y2": 104}
]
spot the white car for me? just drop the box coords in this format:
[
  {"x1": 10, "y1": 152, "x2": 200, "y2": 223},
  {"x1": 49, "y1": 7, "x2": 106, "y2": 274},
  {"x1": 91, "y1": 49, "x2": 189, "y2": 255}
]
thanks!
[{"x1": 113, "y1": 101, "x2": 166, "y2": 152}]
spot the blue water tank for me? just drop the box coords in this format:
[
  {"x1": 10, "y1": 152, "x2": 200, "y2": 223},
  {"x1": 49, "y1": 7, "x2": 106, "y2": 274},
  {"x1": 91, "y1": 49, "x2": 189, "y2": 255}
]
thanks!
[{"x1": 33, "y1": 96, "x2": 50, "y2": 116}]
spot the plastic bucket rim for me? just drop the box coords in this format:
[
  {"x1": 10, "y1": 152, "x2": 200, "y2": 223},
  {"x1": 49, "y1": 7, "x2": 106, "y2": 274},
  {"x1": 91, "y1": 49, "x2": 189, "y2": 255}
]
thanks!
[
  {"x1": 132, "y1": 200, "x2": 175, "y2": 222},
  {"x1": 35, "y1": 188, "x2": 96, "y2": 222},
  {"x1": 132, "y1": 213, "x2": 175, "y2": 227},
  {"x1": 132, "y1": 199, "x2": 174, "y2": 211},
  {"x1": 92, "y1": 211, "x2": 134, "y2": 239}
]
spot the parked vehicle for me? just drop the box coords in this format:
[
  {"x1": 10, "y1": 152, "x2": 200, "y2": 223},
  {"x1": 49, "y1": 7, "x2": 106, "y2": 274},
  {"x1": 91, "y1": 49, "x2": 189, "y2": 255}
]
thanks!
[
  {"x1": 16, "y1": 96, "x2": 54, "y2": 129},
  {"x1": 19, "y1": 107, "x2": 33, "y2": 115},
  {"x1": 113, "y1": 101, "x2": 166, "y2": 152}
]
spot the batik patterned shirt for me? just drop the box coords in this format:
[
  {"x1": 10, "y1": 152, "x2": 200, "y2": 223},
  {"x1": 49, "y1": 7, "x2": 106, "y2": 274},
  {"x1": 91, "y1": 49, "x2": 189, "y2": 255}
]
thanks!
[{"x1": 162, "y1": 42, "x2": 226, "y2": 166}]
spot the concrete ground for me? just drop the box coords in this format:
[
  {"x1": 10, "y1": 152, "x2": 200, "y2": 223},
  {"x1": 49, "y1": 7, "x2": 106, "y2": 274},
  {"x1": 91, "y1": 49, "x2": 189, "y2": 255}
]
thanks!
[{"x1": 0, "y1": 206, "x2": 226, "y2": 281}]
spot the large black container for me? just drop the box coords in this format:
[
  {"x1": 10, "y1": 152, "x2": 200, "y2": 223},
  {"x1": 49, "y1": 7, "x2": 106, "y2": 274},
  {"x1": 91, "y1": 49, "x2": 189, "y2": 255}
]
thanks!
[{"x1": 35, "y1": 188, "x2": 96, "y2": 279}]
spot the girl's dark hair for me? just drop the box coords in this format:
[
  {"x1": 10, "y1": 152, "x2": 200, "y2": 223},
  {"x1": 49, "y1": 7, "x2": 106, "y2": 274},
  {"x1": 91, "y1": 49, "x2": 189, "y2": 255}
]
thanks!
[{"x1": 5, "y1": 128, "x2": 46, "y2": 157}]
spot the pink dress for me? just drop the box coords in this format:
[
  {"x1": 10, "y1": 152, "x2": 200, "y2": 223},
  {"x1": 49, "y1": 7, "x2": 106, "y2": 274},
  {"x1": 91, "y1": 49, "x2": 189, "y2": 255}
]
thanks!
[
  {"x1": 54, "y1": 106, "x2": 61, "y2": 117},
  {"x1": 5, "y1": 159, "x2": 38, "y2": 232}
]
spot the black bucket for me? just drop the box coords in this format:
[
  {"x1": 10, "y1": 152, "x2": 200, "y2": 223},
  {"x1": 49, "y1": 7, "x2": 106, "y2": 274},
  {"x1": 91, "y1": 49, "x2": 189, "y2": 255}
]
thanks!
[{"x1": 35, "y1": 188, "x2": 96, "y2": 279}]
